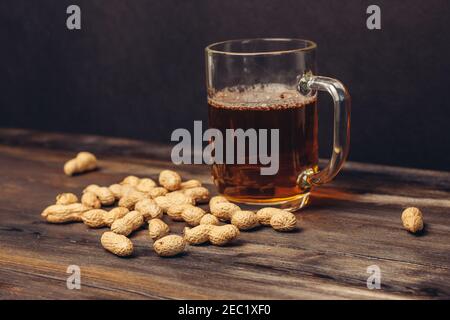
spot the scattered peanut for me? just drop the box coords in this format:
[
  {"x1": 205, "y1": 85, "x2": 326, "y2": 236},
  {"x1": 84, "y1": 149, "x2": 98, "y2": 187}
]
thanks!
[
  {"x1": 121, "y1": 184, "x2": 137, "y2": 195},
  {"x1": 209, "y1": 195, "x2": 229, "y2": 207},
  {"x1": 153, "y1": 235, "x2": 186, "y2": 257},
  {"x1": 208, "y1": 225, "x2": 240, "y2": 246},
  {"x1": 118, "y1": 189, "x2": 148, "y2": 210},
  {"x1": 183, "y1": 224, "x2": 212, "y2": 245},
  {"x1": 82, "y1": 209, "x2": 109, "y2": 228},
  {"x1": 153, "y1": 196, "x2": 171, "y2": 211},
  {"x1": 108, "y1": 184, "x2": 124, "y2": 200},
  {"x1": 103, "y1": 207, "x2": 129, "y2": 227},
  {"x1": 135, "y1": 198, "x2": 163, "y2": 221},
  {"x1": 56, "y1": 193, "x2": 78, "y2": 205},
  {"x1": 159, "y1": 170, "x2": 182, "y2": 191},
  {"x1": 136, "y1": 178, "x2": 157, "y2": 193},
  {"x1": 401, "y1": 207, "x2": 424, "y2": 233},
  {"x1": 147, "y1": 187, "x2": 169, "y2": 198},
  {"x1": 270, "y1": 211, "x2": 297, "y2": 231},
  {"x1": 83, "y1": 185, "x2": 115, "y2": 206},
  {"x1": 231, "y1": 210, "x2": 259, "y2": 230},
  {"x1": 181, "y1": 206, "x2": 206, "y2": 226},
  {"x1": 256, "y1": 208, "x2": 298, "y2": 231},
  {"x1": 111, "y1": 211, "x2": 144, "y2": 236},
  {"x1": 155, "y1": 192, "x2": 195, "y2": 212},
  {"x1": 167, "y1": 203, "x2": 192, "y2": 221},
  {"x1": 184, "y1": 224, "x2": 239, "y2": 246},
  {"x1": 148, "y1": 218, "x2": 170, "y2": 240},
  {"x1": 81, "y1": 207, "x2": 129, "y2": 228},
  {"x1": 180, "y1": 179, "x2": 202, "y2": 189},
  {"x1": 183, "y1": 187, "x2": 210, "y2": 204},
  {"x1": 120, "y1": 175, "x2": 140, "y2": 187},
  {"x1": 256, "y1": 208, "x2": 285, "y2": 225},
  {"x1": 210, "y1": 201, "x2": 241, "y2": 221},
  {"x1": 199, "y1": 213, "x2": 220, "y2": 226},
  {"x1": 41, "y1": 203, "x2": 90, "y2": 223},
  {"x1": 108, "y1": 183, "x2": 137, "y2": 200},
  {"x1": 81, "y1": 191, "x2": 101, "y2": 209},
  {"x1": 64, "y1": 151, "x2": 97, "y2": 176},
  {"x1": 101, "y1": 231, "x2": 133, "y2": 257}
]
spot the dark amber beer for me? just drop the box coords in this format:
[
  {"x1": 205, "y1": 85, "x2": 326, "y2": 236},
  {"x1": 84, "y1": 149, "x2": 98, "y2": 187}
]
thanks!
[{"x1": 208, "y1": 84, "x2": 318, "y2": 204}]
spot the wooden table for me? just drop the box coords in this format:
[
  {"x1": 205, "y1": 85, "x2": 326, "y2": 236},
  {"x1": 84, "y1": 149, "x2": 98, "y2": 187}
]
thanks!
[{"x1": 0, "y1": 128, "x2": 449, "y2": 300}]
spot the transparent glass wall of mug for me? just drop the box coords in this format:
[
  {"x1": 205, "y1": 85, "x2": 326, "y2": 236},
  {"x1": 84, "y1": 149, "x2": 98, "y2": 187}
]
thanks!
[{"x1": 206, "y1": 39, "x2": 350, "y2": 211}]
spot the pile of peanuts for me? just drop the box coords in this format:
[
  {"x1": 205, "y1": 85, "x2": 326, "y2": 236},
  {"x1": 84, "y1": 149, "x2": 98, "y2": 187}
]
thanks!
[
  {"x1": 41, "y1": 169, "x2": 298, "y2": 257},
  {"x1": 44, "y1": 152, "x2": 425, "y2": 258}
]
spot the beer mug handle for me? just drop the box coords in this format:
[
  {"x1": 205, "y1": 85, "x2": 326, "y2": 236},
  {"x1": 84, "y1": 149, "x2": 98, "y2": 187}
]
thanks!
[{"x1": 297, "y1": 73, "x2": 351, "y2": 188}]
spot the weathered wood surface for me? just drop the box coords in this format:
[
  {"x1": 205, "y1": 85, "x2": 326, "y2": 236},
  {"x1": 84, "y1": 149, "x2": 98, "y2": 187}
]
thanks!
[{"x1": 0, "y1": 128, "x2": 450, "y2": 300}]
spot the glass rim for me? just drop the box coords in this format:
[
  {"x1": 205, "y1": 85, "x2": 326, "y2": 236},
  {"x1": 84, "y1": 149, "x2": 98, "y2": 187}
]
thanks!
[{"x1": 205, "y1": 38, "x2": 317, "y2": 56}]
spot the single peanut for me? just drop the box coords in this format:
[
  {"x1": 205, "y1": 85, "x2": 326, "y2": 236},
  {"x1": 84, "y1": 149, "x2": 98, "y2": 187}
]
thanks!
[
  {"x1": 184, "y1": 224, "x2": 238, "y2": 246},
  {"x1": 401, "y1": 207, "x2": 424, "y2": 233},
  {"x1": 111, "y1": 211, "x2": 144, "y2": 236},
  {"x1": 83, "y1": 185, "x2": 115, "y2": 206},
  {"x1": 231, "y1": 210, "x2": 259, "y2": 230},
  {"x1": 210, "y1": 202, "x2": 241, "y2": 221},
  {"x1": 120, "y1": 175, "x2": 140, "y2": 187},
  {"x1": 82, "y1": 207, "x2": 129, "y2": 228},
  {"x1": 109, "y1": 184, "x2": 124, "y2": 200},
  {"x1": 121, "y1": 184, "x2": 137, "y2": 195},
  {"x1": 199, "y1": 213, "x2": 220, "y2": 226},
  {"x1": 153, "y1": 235, "x2": 186, "y2": 257},
  {"x1": 181, "y1": 206, "x2": 206, "y2": 226},
  {"x1": 154, "y1": 196, "x2": 171, "y2": 211},
  {"x1": 81, "y1": 191, "x2": 101, "y2": 209},
  {"x1": 159, "y1": 170, "x2": 182, "y2": 191},
  {"x1": 118, "y1": 189, "x2": 148, "y2": 210},
  {"x1": 147, "y1": 187, "x2": 169, "y2": 199},
  {"x1": 167, "y1": 204, "x2": 192, "y2": 221},
  {"x1": 183, "y1": 225, "x2": 212, "y2": 245},
  {"x1": 256, "y1": 208, "x2": 297, "y2": 231},
  {"x1": 103, "y1": 207, "x2": 129, "y2": 227},
  {"x1": 256, "y1": 208, "x2": 286, "y2": 225},
  {"x1": 64, "y1": 151, "x2": 97, "y2": 176},
  {"x1": 109, "y1": 183, "x2": 137, "y2": 200},
  {"x1": 83, "y1": 184, "x2": 99, "y2": 192},
  {"x1": 135, "y1": 198, "x2": 163, "y2": 221},
  {"x1": 136, "y1": 178, "x2": 157, "y2": 193},
  {"x1": 82, "y1": 209, "x2": 109, "y2": 228},
  {"x1": 180, "y1": 179, "x2": 202, "y2": 189},
  {"x1": 101, "y1": 231, "x2": 133, "y2": 257},
  {"x1": 183, "y1": 187, "x2": 210, "y2": 204},
  {"x1": 41, "y1": 203, "x2": 90, "y2": 223},
  {"x1": 148, "y1": 218, "x2": 170, "y2": 240},
  {"x1": 209, "y1": 195, "x2": 229, "y2": 207},
  {"x1": 55, "y1": 193, "x2": 78, "y2": 205},
  {"x1": 270, "y1": 211, "x2": 297, "y2": 231},
  {"x1": 155, "y1": 192, "x2": 195, "y2": 212},
  {"x1": 208, "y1": 225, "x2": 240, "y2": 246}
]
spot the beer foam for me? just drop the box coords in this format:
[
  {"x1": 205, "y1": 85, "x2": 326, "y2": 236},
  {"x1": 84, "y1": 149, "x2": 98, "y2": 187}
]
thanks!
[{"x1": 208, "y1": 83, "x2": 316, "y2": 110}]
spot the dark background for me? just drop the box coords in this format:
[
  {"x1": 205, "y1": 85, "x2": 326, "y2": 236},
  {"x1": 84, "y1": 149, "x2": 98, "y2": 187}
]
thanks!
[{"x1": 1, "y1": 0, "x2": 449, "y2": 170}]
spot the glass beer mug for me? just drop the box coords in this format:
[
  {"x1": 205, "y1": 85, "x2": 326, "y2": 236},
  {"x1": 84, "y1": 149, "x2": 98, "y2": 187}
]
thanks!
[{"x1": 206, "y1": 38, "x2": 350, "y2": 210}]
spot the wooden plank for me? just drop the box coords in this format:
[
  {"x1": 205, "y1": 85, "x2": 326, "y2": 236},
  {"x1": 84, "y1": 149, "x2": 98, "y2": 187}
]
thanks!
[{"x1": 0, "y1": 129, "x2": 449, "y2": 299}]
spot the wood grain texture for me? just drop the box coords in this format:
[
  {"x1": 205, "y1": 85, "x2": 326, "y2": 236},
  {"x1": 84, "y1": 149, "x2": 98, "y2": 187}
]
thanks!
[{"x1": 0, "y1": 128, "x2": 449, "y2": 300}]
